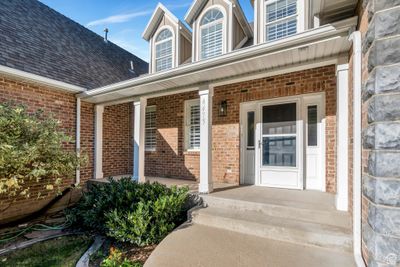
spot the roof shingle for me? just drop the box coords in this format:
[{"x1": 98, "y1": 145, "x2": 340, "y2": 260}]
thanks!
[{"x1": 0, "y1": 0, "x2": 149, "y2": 89}]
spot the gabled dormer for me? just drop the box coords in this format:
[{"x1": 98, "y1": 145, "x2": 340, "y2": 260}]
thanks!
[
  {"x1": 143, "y1": 3, "x2": 192, "y2": 73},
  {"x1": 252, "y1": 0, "x2": 308, "y2": 45},
  {"x1": 185, "y1": 0, "x2": 253, "y2": 62}
]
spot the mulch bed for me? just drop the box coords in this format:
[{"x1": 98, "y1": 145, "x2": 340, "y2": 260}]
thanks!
[{"x1": 89, "y1": 239, "x2": 156, "y2": 267}]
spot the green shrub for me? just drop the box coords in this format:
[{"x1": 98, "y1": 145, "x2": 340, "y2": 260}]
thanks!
[
  {"x1": 67, "y1": 178, "x2": 189, "y2": 245},
  {"x1": 0, "y1": 103, "x2": 85, "y2": 198},
  {"x1": 106, "y1": 186, "x2": 188, "y2": 246}
]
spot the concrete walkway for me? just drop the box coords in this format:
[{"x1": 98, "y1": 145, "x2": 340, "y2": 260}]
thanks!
[{"x1": 145, "y1": 223, "x2": 356, "y2": 267}]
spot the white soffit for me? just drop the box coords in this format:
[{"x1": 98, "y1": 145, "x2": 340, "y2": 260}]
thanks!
[{"x1": 81, "y1": 17, "x2": 356, "y2": 104}]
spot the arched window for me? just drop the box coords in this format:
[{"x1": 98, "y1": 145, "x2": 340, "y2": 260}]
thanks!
[
  {"x1": 199, "y1": 8, "x2": 224, "y2": 60},
  {"x1": 155, "y1": 28, "x2": 173, "y2": 72}
]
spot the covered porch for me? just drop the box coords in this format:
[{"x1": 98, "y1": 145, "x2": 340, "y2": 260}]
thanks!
[{"x1": 84, "y1": 18, "x2": 356, "y2": 212}]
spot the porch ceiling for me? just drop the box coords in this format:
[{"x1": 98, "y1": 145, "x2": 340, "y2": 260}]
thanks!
[{"x1": 80, "y1": 17, "x2": 356, "y2": 105}]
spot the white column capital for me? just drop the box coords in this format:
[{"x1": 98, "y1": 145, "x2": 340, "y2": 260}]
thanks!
[
  {"x1": 95, "y1": 104, "x2": 104, "y2": 113},
  {"x1": 336, "y1": 63, "x2": 349, "y2": 75}
]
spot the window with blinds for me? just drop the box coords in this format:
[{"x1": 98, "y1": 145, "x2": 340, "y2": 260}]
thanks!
[
  {"x1": 155, "y1": 29, "x2": 173, "y2": 72},
  {"x1": 265, "y1": 0, "x2": 298, "y2": 42},
  {"x1": 145, "y1": 106, "x2": 157, "y2": 151},
  {"x1": 200, "y1": 9, "x2": 224, "y2": 60},
  {"x1": 185, "y1": 99, "x2": 200, "y2": 150}
]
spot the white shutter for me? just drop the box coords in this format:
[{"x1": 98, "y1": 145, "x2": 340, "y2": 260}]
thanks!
[{"x1": 145, "y1": 106, "x2": 156, "y2": 151}]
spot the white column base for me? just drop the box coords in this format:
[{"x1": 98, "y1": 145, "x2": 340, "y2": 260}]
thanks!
[
  {"x1": 335, "y1": 194, "x2": 349, "y2": 211},
  {"x1": 199, "y1": 183, "x2": 213, "y2": 194}
]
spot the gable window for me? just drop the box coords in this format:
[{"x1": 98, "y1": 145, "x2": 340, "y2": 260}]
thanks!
[
  {"x1": 200, "y1": 8, "x2": 224, "y2": 60},
  {"x1": 145, "y1": 106, "x2": 157, "y2": 151},
  {"x1": 265, "y1": 0, "x2": 299, "y2": 42},
  {"x1": 185, "y1": 99, "x2": 200, "y2": 150},
  {"x1": 155, "y1": 29, "x2": 173, "y2": 72}
]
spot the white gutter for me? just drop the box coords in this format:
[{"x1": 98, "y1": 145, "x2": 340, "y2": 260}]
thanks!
[
  {"x1": 0, "y1": 65, "x2": 86, "y2": 93},
  {"x1": 75, "y1": 97, "x2": 81, "y2": 186},
  {"x1": 80, "y1": 17, "x2": 356, "y2": 100},
  {"x1": 349, "y1": 30, "x2": 366, "y2": 267}
]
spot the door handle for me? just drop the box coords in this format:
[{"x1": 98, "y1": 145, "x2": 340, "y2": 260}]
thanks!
[{"x1": 258, "y1": 139, "x2": 262, "y2": 149}]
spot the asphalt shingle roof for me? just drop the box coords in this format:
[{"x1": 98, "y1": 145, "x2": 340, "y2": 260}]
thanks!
[{"x1": 0, "y1": 0, "x2": 149, "y2": 89}]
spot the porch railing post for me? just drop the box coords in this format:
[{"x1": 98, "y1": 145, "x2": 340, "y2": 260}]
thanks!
[{"x1": 199, "y1": 86, "x2": 213, "y2": 193}]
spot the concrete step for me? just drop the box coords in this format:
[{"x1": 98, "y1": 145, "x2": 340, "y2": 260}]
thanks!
[
  {"x1": 200, "y1": 194, "x2": 351, "y2": 229},
  {"x1": 191, "y1": 206, "x2": 353, "y2": 252}
]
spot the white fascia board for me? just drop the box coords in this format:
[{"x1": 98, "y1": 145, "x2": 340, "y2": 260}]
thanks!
[
  {"x1": 0, "y1": 65, "x2": 86, "y2": 93},
  {"x1": 142, "y1": 3, "x2": 180, "y2": 41},
  {"x1": 80, "y1": 17, "x2": 356, "y2": 100}
]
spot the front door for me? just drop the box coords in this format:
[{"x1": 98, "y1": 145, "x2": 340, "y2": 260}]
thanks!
[
  {"x1": 240, "y1": 93, "x2": 325, "y2": 191},
  {"x1": 257, "y1": 100, "x2": 303, "y2": 189}
]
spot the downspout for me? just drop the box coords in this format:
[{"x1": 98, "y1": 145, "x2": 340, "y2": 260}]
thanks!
[
  {"x1": 349, "y1": 30, "x2": 365, "y2": 267},
  {"x1": 75, "y1": 97, "x2": 81, "y2": 186}
]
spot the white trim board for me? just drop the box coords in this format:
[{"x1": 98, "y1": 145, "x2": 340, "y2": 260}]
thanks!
[{"x1": 0, "y1": 65, "x2": 86, "y2": 93}]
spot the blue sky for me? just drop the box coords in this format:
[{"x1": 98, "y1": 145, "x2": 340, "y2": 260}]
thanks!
[{"x1": 39, "y1": 0, "x2": 254, "y2": 62}]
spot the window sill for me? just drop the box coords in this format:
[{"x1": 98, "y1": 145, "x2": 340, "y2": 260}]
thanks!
[{"x1": 183, "y1": 150, "x2": 200, "y2": 155}]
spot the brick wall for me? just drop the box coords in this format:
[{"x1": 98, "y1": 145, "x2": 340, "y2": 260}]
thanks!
[
  {"x1": 213, "y1": 65, "x2": 337, "y2": 190},
  {"x1": 103, "y1": 103, "x2": 133, "y2": 177},
  {"x1": 0, "y1": 75, "x2": 94, "y2": 224},
  {"x1": 144, "y1": 66, "x2": 337, "y2": 191},
  {"x1": 146, "y1": 91, "x2": 200, "y2": 180}
]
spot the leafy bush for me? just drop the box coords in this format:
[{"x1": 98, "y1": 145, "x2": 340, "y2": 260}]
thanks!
[
  {"x1": 0, "y1": 103, "x2": 84, "y2": 198},
  {"x1": 106, "y1": 186, "x2": 188, "y2": 246},
  {"x1": 67, "y1": 178, "x2": 189, "y2": 246}
]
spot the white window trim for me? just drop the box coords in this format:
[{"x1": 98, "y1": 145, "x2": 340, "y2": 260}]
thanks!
[
  {"x1": 197, "y1": 5, "x2": 228, "y2": 61},
  {"x1": 261, "y1": 0, "x2": 305, "y2": 43},
  {"x1": 152, "y1": 25, "x2": 175, "y2": 73},
  {"x1": 145, "y1": 105, "x2": 157, "y2": 152},
  {"x1": 184, "y1": 99, "x2": 201, "y2": 151}
]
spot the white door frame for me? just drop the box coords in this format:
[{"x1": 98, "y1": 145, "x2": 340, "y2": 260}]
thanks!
[{"x1": 239, "y1": 92, "x2": 326, "y2": 190}]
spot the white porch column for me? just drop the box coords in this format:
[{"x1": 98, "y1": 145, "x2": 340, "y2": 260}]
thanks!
[
  {"x1": 335, "y1": 63, "x2": 349, "y2": 211},
  {"x1": 133, "y1": 98, "x2": 147, "y2": 183},
  {"x1": 94, "y1": 105, "x2": 104, "y2": 179},
  {"x1": 199, "y1": 87, "x2": 213, "y2": 193}
]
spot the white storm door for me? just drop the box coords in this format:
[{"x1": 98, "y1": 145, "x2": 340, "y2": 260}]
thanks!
[
  {"x1": 258, "y1": 101, "x2": 303, "y2": 189},
  {"x1": 304, "y1": 95, "x2": 325, "y2": 191}
]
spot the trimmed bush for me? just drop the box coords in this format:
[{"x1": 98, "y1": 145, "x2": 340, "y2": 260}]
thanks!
[{"x1": 67, "y1": 178, "x2": 189, "y2": 246}]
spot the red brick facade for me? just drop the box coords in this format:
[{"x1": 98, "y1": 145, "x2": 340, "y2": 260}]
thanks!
[
  {"x1": 145, "y1": 91, "x2": 200, "y2": 180},
  {"x1": 0, "y1": 75, "x2": 94, "y2": 223},
  {"x1": 212, "y1": 65, "x2": 337, "y2": 191},
  {"x1": 145, "y1": 65, "x2": 338, "y2": 193},
  {"x1": 103, "y1": 103, "x2": 133, "y2": 177}
]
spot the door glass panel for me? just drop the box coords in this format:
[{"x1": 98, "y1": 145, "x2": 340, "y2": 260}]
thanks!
[
  {"x1": 307, "y1": 105, "x2": 318, "y2": 146},
  {"x1": 263, "y1": 136, "x2": 296, "y2": 166},
  {"x1": 247, "y1": 111, "x2": 255, "y2": 149},
  {"x1": 262, "y1": 103, "x2": 297, "y2": 167},
  {"x1": 262, "y1": 103, "x2": 296, "y2": 135}
]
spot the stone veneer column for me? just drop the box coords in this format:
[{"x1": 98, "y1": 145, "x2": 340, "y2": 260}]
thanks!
[{"x1": 362, "y1": 0, "x2": 400, "y2": 266}]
